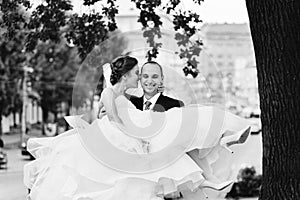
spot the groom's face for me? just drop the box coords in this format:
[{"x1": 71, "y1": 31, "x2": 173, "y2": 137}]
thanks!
[{"x1": 140, "y1": 63, "x2": 163, "y2": 97}]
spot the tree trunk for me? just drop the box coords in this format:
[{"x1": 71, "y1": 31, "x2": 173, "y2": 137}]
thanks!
[
  {"x1": 0, "y1": 113, "x2": 2, "y2": 136},
  {"x1": 245, "y1": 0, "x2": 300, "y2": 199},
  {"x1": 13, "y1": 111, "x2": 17, "y2": 127},
  {"x1": 19, "y1": 110, "x2": 22, "y2": 127},
  {"x1": 41, "y1": 106, "x2": 49, "y2": 135}
]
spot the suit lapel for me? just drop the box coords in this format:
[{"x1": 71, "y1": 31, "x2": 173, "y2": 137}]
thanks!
[
  {"x1": 137, "y1": 96, "x2": 144, "y2": 110},
  {"x1": 126, "y1": 94, "x2": 144, "y2": 111}
]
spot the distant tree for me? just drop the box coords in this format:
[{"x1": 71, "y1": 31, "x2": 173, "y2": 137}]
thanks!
[
  {"x1": 0, "y1": 0, "x2": 29, "y2": 135},
  {"x1": 27, "y1": 31, "x2": 127, "y2": 125},
  {"x1": 1, "y1": 0, "x2": 203, "y2": 76},
  {"x1": 0, "y1": 0, "x2": 127, "y2": 131},
  {"x1": 28, "y1": 41, "x2": 81, "y2": 124}
]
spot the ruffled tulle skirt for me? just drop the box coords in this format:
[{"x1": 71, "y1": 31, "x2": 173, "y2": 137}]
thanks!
[{"x1": 24, "y1": 105, "x2": 251, "y2": 200}]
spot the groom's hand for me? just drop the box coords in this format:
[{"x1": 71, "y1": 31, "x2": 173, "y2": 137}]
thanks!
[{"x1": 157, "y1": 84, "x2": 165, "y2": 93}]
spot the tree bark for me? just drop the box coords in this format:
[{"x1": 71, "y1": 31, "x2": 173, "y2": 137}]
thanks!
[
  {"x1": 41, "y1": 106, "x2": 49, "y2": 135},
  {"x1": 13, "y1": 111, "x2": 17, "y2": 127},
  {"x1": 245, "y1": 0, "x2": 300, "y2": 199},
  {"x1": 0, "y1": 114, "x2": 2, "y2": 136}
]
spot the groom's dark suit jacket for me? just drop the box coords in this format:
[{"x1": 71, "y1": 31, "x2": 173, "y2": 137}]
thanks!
[{"x1": 127, "y1": 93, "x2": 184, "y2": 112}]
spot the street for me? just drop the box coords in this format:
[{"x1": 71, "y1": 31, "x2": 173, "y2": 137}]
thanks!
[{"x1": 0, "y1": 148, "x2": 30, "y2": 200}]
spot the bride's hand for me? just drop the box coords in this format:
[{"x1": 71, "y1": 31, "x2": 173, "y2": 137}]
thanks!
[
  {"x1": 97, "y1": 101, "x2": 106, "y2": 119},
  {"x1": 97, "y1": 108, "x2": 107, "y2": 119},
  {"x1": 157, "y1": 83, "x2": 164, "y2": 93}
]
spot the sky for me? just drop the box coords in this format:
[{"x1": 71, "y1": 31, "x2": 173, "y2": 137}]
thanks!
[
  {"x1": 31, "y1": 0, "x2": 250, "y2": 24},
  {"x1": 184, "y1": 0, "x2": 249, "y2": 23},
  {"x1": 71, "y1": 0, "x2": 250, "y2": 24}
]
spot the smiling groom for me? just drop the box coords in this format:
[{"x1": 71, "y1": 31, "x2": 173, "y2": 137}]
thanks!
[
  {"x1": 128, "y1": 61, "x2": 184, "y2": 112},
  {"x1": 127, "y1": 61, "x2": 184, "y2": 200}
]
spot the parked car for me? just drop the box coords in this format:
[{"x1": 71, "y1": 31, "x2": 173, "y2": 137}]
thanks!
[
  {"x1": 20, "y1": 123, "x2": 44, "y2": 160},
  {"x1": 0, "y1": 138, "x2": 7, "y2": 169},
  {"x1": 0, "y1": 150, "x2": 8, "y2": 169},
  {"x1": 21, "y1": 135, "x2": 35, "y2": 160}
]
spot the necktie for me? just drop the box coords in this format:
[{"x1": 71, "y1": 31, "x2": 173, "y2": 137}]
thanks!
[
  {"x1": 142, "y1": 100, "x2": 152, "y2": 153},
  {"x1": 144, "y1": 101, "x2": 152, "y2": 110}
]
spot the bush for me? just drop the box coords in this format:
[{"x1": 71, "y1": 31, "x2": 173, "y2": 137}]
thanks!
[{"x1": 226, "y1": 166, "x2": 262, "y2": 199}]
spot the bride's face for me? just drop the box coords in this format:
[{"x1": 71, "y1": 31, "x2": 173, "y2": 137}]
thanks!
[{"x1": 125, "y1": 65, "x2": 139, "y2": 89}]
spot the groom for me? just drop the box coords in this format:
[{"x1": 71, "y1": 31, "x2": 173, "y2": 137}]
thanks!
[
  {"x1": 127, "y1": 61, "x2": 184, "y2": 112},
  {"x1": 128, "y1": 61, "x2": 184, "y2": 200}
]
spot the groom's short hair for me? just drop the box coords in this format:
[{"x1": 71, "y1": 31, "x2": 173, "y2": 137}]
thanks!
[{"x1": 141, "y1": 61, "x2": 163, "y2": 76}]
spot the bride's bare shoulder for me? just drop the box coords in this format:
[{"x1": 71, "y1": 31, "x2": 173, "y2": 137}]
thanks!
[{"x1": 100, "y1": 88, "x2": 116, "y2": 100}]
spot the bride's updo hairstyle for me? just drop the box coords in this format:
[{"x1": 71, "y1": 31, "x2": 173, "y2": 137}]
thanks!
[{"x1": 110, "y1": 56, "x2": 138, "y2": 85}]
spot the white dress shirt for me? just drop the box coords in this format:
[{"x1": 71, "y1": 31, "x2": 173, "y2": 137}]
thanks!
[{"x1": 143, "y1": 93, "x2": 161, "y2": 111}]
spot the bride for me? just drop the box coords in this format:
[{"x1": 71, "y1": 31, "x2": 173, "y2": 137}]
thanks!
[{"x1": 24, "y1": 56, "x2": 251, "y2": 200}]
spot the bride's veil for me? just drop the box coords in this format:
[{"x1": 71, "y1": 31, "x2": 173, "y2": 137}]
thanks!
[{"x1": 102, "y1": 63, "x2": 112, "y2": 88}]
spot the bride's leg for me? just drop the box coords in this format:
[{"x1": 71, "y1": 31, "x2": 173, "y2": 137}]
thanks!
[{"x1": 187, "y1": 149, "x2": 220, "y2": 183}]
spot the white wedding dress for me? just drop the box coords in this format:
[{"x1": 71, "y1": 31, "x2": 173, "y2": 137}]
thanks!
[{"x1": 24, "y1": 95, "x2": 251, "y2": 200}]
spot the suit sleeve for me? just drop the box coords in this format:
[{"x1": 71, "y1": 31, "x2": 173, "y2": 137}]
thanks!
[
  {"x1": 178, "y1": 100, "x2": 184, "y2": 107},
  {"x1": 165, "y1": 96, "x2": 184, "y2": 110}
]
